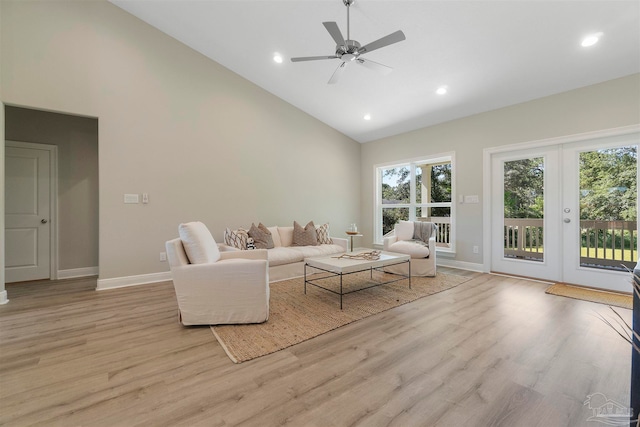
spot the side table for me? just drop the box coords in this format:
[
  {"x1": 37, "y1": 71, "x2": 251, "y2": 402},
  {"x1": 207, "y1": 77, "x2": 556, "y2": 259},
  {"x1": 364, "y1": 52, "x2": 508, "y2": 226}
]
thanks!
[{"x1": 345, "y1": 232, "x2": 363, "y2": 252}]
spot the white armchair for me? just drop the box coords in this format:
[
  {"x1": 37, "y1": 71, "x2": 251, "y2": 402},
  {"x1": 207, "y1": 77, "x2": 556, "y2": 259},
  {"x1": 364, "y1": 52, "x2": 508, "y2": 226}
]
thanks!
[
  {"x1": 383, "y1": 220, "x2": 437, "y2": 277},
  {"x1": 166, "y1": 221, "x2": 269, "y2": 326}
]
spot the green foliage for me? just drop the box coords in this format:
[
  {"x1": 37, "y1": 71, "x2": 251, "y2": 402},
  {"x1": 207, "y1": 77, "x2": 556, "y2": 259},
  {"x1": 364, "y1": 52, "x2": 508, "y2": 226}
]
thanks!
[
  {"x1": 579, "y1": 147, "x2": 637, "y2": 221},
  {"x1": 503, "y1": 158, "x2": 544, "y2": 219}
]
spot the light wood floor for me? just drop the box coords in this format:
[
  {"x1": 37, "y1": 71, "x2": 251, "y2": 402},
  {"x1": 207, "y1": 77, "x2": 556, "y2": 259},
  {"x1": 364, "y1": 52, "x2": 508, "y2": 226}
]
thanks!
[{"x1": 0, "y1": 268, "x2": 632, "y2": 426}]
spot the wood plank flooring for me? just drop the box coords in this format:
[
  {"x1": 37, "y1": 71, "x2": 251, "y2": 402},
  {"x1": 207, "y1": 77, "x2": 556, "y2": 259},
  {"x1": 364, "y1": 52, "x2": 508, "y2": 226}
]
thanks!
[{"x1": 0, "y1": 268, "x2": 632, "y2": 426}]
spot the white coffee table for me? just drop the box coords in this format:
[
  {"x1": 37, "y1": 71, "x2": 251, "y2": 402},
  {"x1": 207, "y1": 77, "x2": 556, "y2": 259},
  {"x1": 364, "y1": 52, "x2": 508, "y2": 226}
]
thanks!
[{"x1": 304, "y1": 249, "x2": 411, "y2": 309}]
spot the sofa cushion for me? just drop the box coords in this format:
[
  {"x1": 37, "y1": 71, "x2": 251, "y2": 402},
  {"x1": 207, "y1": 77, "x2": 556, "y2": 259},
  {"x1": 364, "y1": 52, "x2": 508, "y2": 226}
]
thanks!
[
  {"x1": 224, "y1": 227, "x2": 248, "y2": 250},
  {"x1": 293, "y1": 221, "x2": 318, "y2": 246},
  {"x1": 290, "y1": 244, "x2": 345, "y2": 259},
  {"x1": 388, "y1": 240, "x2": 430, "y2": 259},
  {"x1": 268, "y1": 226, "x2": 282, "y2": 247},
  {"x1": 249, "y1": 223, "x2": 275, "y2": 249},
  {"x1": 316, "y1": 223, "x2": 333, "y2": 244},
  {"x1": 278, "y1": 226, "x2": 294, "y2": 247},
  {"x1": 395, "y1": 220, "x2": 414, "y2": 241},
  {"x1": 267, "y1": 247, "x2": 305, "y2": 266},
  {"x1": 179, "y1": 221, "x2": 221, "y2": 264}
]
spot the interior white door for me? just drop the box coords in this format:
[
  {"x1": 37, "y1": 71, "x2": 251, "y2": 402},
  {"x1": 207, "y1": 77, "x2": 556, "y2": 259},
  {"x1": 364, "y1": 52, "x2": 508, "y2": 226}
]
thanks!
[
  {"x1": 491, "y1": 147, "x2": 562, "y2": 281},
  {"x1": 561, "y1": 134, "x2": 638, "y2": 292},
  {"x1": 5, "y1": 144, "x2": 51, "y2": 282}
]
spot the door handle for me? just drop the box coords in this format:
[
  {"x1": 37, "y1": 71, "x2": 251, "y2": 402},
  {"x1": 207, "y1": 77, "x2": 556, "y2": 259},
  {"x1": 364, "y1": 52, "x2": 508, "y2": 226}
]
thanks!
[
  {"x1": 563, "y1": 218, "x2": 571, "y2": 223},
  {"x1": 41, "y1": 219, "x2": 48, "y2": 224}
]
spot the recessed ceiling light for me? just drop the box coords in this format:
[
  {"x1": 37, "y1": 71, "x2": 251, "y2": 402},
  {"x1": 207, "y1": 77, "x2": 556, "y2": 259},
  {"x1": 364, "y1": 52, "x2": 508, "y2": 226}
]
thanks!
[
  {"x1": 436, "y1": 86, "x2": 448, "y2": 95},
  {"x1": 581, "y1": 32, "x2": 603, "y2": 47},
  {"x1": 273, "y1": 53, "x2": 283, "y2": 63},
  {"x1": 363, "y1": 114, "x2": 371, "y2": 121}
]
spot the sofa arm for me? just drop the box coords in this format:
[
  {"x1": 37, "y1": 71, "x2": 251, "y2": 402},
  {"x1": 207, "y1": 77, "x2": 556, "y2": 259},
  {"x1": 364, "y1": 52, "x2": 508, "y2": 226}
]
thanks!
[
  {"x1": 331, "y1": 237, "x2": 348, "y2": 252},
  {"x1": 383, "y1": 235, "x2": 398, "y2": 251},
  {"x1": 220, "y1": 249, "x2": 268, "y2": 261},
  {"x1": 428, "y1": 236, "x2": 436, "y2": 259}
]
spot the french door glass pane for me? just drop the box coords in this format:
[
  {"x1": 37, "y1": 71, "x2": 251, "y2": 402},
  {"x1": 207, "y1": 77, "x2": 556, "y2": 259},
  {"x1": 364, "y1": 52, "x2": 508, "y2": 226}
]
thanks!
[
  {"x1": 503, "y1": 157, "x2": 544, "y2": 262},
  {"x1": 579, "y1": 146, "x2": 638, "y2": 271}
]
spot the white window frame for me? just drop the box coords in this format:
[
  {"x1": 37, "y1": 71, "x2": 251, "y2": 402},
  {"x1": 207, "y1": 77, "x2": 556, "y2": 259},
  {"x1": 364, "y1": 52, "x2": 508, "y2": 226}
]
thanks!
[{"x1": 374, "y1": 152, "x2": 456, "y2": 253}]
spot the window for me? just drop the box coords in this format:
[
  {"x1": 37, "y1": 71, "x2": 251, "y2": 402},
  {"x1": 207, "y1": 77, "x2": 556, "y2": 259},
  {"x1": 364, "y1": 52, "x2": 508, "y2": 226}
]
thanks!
[{"x1": 375, "y1": 154, "x2": 454, "y2": 251}]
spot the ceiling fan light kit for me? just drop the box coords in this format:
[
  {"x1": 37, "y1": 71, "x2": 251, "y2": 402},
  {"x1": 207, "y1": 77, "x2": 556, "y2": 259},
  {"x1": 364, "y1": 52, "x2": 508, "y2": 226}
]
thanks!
[{"x1": 291, "y1": 0, "x2": 406, "y2": 84}]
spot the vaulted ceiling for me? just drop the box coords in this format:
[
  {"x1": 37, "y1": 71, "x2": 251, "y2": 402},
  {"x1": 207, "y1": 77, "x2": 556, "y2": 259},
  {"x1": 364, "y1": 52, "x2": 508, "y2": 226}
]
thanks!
[{"x1": 110, "y1": 0, "x2": 640, "y2": 143}]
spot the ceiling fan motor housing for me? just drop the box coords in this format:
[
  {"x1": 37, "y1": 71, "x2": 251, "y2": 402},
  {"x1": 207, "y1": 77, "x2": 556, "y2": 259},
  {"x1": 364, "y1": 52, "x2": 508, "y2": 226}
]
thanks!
[{"x1": 336, "y1": 40, "x2": 361, "y2": 61}]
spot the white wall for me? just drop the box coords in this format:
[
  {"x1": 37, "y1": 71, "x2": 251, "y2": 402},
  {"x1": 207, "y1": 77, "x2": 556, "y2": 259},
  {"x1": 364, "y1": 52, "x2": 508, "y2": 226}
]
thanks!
[
  {"x1": 361, "y1": 74, "x2": 640, "y2": 268},
  {"x1": 1, "y1": 0, "x2": 361, "y2": 285}
]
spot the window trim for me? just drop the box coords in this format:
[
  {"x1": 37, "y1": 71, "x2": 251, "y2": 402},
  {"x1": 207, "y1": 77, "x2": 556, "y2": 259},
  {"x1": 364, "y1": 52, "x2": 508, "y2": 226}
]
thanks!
[{"x1": 374, "y1": 152, "x2": 456, "y2": 253}]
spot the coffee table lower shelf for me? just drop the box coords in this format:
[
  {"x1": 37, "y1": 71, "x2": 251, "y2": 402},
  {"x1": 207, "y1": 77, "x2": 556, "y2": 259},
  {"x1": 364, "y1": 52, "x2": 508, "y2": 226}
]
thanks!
[{"x1": 304, "y1": 252, "x2": 411, "y2": 309}]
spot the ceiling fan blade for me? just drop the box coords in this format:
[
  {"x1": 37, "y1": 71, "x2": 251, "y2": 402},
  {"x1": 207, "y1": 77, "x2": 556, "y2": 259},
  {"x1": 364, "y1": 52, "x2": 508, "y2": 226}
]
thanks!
[
  {"x1": 358, "y1": 30, "x2": 406, "y2": 54},
  {"x1": 328, "y1": 62, "x2": 347, "y2": 84},
  {"x1": 323, "y1": 22, "x2": 346, "y2": 47},
  {"x1": 291, "y1": 55, "x2": 338, "y2": 62},
  {"x1": 356, "y1": 58, "x2": 393, "y2": 75}
]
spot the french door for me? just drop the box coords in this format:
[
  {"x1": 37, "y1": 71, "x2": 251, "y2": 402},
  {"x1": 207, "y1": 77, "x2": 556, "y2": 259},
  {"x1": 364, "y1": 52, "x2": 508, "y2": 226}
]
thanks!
[{"x1": 491, "y1": 132, "x2": 638, "y2": 292}]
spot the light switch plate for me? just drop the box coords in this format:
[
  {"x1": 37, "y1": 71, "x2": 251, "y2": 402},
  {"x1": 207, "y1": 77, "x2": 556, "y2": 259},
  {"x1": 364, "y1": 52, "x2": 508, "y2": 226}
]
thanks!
[
  {"x1": 464, "y1": 195, "x2": 480, "y2": 204},
  {"x1": 124, "y1": 193, "x2": 139, "y2": 204}
]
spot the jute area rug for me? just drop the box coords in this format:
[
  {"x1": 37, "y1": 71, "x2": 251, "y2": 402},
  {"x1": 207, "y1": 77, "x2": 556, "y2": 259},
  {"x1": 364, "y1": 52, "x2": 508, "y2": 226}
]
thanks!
[
  {"x1": 210, "y1": 271, "x2": 470, "y2": 363},
  {"x1": 545, "y1": 283, "x2": 632, "y2": 309}
]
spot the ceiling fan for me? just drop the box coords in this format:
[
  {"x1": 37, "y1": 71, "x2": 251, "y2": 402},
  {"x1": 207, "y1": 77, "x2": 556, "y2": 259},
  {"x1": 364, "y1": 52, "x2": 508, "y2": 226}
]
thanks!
[{"x1": 291, "y1": 0, "x2": 406, "y2": 84}]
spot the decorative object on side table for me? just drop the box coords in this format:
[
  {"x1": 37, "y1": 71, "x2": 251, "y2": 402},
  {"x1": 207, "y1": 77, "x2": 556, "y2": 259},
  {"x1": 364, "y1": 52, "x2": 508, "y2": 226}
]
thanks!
[{"x1": 345, "y1": 223, "x2": 362, "y2": 252}]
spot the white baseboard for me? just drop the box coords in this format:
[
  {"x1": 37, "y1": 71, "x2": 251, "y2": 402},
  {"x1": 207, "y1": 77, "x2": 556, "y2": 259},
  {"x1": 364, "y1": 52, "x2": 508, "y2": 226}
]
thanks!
[
  {"x1": 97, "y1": 271, "x2": 172, "y2": 291},
  {"x1": 437, "y1": 259, "x2": 486, "y2": 273},
  {"x1": 0, "y1": 290, "x2": 8, "y2": 305},
  {"x1": 58, "y1": 266, "x2": 99, "y2": 279}
]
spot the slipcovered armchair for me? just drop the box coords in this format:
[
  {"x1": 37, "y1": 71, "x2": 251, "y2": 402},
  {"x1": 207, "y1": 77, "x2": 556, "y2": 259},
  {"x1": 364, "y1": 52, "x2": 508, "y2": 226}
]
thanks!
[
  {"x1": 383, "y1": 220, "x2": 437, "y2": 277},
  {"x1": 166, "y1": 221, "x2": 269, "y2": 326}
]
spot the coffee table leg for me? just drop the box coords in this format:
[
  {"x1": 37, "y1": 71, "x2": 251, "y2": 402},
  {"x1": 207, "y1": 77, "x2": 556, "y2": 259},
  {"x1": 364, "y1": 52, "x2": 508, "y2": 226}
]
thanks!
[
  {"x1": 304, "y1": 263, "x2": 307, "y2": 294},
  {"x1": 340, "y1": 274, "x2": 343, "y2": 310},
  {"x1": 408, "y1": 260, "x2": 411, "y2": 289}
]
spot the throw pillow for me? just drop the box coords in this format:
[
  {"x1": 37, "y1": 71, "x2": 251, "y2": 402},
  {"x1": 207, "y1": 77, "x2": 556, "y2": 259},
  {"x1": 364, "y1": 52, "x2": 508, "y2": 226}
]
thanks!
[
  {"x1": 316, "y1": 223, "x2": 333, "y2": 244},
  {"x1": 267, "y1": 226, "x2": 282, "y2": 247},
  {"x1": 178, "y1": 221, "x2": 221, "y2": 264},
  {"x1": 395, "y1": 220, "x2": 414, "y2": 241},
  {"x1": 292, "y1": 220, "x2": 318, "y2": 246},
  {"x1": 248, "y1": 222, "x2": 275, "y2": 249},
  {"x1": 224, "y1": 227, "x2": 248, "y2": 250}
]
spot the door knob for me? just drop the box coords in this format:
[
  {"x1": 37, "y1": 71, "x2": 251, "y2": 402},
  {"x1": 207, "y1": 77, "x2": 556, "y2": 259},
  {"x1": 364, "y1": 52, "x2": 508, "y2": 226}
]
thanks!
[
  {"x1": 41, "y1": 219, "x2": 48, "y2": 224},
  {"x1": 563, "y1": 218, "x2": 571, "y2": 223}
]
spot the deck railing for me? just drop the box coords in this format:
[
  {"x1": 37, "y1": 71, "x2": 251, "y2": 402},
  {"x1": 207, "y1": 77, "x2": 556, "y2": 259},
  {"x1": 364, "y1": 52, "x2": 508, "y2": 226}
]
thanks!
[
  {"x1": 418, "y1": 217, "x2": 451, "y2": 248},
  {"x1": 503, "y1": 218, "x2": 637, "y2": 270}
]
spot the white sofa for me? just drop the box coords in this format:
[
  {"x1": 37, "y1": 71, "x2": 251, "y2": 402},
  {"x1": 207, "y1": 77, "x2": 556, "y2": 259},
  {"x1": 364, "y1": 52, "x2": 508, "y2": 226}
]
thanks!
[
  {"x1": 221, "y1": 225, "x2": 347, "y2": 282},
  {"x1": 166, "y1": 222, "x2": 270, "y2": 326}
]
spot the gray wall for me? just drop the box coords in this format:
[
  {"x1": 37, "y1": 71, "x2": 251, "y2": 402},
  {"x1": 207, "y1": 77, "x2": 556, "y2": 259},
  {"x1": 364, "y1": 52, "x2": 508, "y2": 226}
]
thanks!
[
  {"x1": 1, "y1": 0, "x2": 361, "y2": 282},
  {"x1": 5, "y1": 106, "x2": 99, "y2": 272},
  {"x1": 361, "y1": 74, "x2": 640, "y2": 267}
]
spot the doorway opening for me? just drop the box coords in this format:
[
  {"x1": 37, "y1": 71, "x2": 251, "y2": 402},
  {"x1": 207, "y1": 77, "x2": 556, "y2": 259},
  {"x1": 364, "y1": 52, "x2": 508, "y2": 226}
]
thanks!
[{"x1": 4, "y1": 106, "x2": 99, "y2": 284}]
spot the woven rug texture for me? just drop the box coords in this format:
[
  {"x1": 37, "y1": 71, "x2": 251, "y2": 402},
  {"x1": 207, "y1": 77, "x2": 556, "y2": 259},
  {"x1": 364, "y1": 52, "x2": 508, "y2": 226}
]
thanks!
[
  {"x1": 545, "y1": 283, "x2": 632, "y2": 309},
  {"x1": 211, "y1": 271, "x2": 470, "y2": 363}
]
